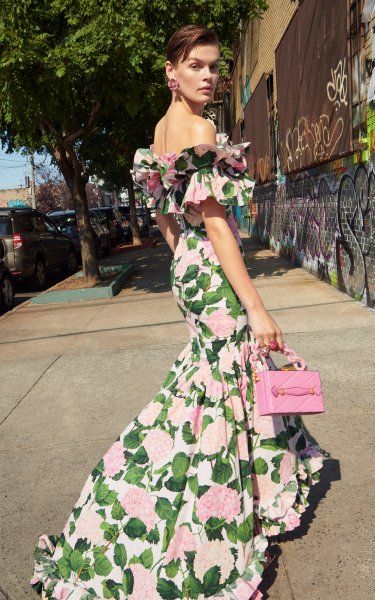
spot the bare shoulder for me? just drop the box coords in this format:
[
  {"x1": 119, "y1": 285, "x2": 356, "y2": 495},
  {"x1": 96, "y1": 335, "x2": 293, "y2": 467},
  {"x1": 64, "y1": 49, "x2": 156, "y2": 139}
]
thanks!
[
  {"x1": 153, "y1": 116, "x2": 166, "y2": 141},
  {"x1": 188, "y1": 116, "x2": 217, "y2": 146}
]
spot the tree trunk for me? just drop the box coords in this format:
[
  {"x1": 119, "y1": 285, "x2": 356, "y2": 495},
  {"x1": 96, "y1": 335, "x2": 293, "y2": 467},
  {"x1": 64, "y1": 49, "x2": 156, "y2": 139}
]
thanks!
[
  {"x1": 125, "y1": 170, "x2": 142, "y2": 246},
  {"x1": 54, "y1": 147, "x2": 101, "y2": 285}
]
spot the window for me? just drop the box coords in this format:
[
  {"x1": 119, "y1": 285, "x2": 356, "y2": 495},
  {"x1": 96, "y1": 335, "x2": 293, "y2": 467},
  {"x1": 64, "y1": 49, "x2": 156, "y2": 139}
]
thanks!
[
  {"x1": 350, "y1": 0, "x2": 367, "y2": 144},
  {"x1": 0, "y1": 217, "x2": 12, "y2": 235},
  {"x1": 42, "y1": 215, "x2": 60, "y2": 234},
  {"x1": 16, "y1": 214, "x2": 34, "y2": 233}
]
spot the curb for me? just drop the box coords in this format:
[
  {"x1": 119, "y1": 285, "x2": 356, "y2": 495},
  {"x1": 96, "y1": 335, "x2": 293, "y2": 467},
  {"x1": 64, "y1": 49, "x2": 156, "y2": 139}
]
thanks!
[{"x1": 30, "y1": 263, "x2": 135, "y2": 305}]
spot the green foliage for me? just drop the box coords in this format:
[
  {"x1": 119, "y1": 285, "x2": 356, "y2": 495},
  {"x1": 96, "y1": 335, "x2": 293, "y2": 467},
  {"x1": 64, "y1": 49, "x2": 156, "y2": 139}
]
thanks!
[{"x1": 0, "y1": 0, "x2": 268, "y2": 183}]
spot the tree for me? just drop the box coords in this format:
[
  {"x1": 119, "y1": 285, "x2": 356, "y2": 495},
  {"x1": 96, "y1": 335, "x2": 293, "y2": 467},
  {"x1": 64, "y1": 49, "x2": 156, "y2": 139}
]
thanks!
[{"x1": 0, "y1": 0, "x2": 268, "y2": 284}]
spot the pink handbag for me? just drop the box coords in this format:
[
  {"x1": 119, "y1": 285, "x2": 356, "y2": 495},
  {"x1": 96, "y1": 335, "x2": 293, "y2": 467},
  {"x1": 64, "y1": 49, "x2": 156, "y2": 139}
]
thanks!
[{"x1": 249, "y1": 341, "x2": 325, "y2": 416}]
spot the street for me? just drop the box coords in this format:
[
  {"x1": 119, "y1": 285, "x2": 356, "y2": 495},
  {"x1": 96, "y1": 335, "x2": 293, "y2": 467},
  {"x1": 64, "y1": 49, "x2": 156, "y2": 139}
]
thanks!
[{"x1": 0, "y1": 232, "x2": 374, "y2": 599}]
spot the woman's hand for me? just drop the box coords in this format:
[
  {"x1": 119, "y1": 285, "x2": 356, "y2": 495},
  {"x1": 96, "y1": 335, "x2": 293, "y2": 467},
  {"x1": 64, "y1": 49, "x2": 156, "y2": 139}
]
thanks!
[{"x1": 246, "y1": 304, "x2": 284, "y2": 350}]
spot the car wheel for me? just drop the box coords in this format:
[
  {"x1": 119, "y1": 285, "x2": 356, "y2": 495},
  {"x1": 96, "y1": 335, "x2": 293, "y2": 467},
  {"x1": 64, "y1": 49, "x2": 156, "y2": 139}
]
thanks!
[
  {"x1": 30, "y1": 256, "x2": 47, "y2": 290},
  {"x1": 62, "y1": 249, "x2": 78, "y2": 275},
  {"x1": 0, "y1": 275, "x2": 15, "y2": 312}
]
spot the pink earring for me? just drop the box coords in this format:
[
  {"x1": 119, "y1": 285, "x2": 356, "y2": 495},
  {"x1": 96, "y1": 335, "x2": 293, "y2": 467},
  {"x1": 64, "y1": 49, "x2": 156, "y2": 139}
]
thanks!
[{"x1": 168, "y1": 78, "x2": 180, "y2": 91}]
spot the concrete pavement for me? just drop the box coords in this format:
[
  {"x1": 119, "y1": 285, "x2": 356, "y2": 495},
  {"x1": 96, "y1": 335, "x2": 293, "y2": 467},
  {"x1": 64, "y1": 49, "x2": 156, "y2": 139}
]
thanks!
[{"x1": 0, "y1": 233, "x2": 374, "y2": 599}]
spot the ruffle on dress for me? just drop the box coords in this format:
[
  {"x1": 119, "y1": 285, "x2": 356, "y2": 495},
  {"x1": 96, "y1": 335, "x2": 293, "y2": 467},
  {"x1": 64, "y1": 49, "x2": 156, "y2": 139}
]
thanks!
[{"x1": 130, "y1": 132, "x2": 255, "y2": 214}]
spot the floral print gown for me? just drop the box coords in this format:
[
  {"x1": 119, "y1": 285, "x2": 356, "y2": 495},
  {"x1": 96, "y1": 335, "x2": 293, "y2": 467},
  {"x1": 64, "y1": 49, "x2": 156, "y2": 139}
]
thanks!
[{"x1": 31, "y1": 132, "x2": 323, "y2": 599}]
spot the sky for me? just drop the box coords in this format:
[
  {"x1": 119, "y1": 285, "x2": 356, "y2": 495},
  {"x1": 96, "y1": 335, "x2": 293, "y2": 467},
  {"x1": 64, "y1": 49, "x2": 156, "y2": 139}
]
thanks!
[{"x1": 0, "y1": 147, "x2": 31, "y2": 190}]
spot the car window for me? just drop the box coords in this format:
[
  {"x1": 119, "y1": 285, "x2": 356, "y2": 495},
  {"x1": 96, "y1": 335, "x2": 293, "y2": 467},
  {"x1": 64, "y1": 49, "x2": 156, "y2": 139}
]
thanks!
[
  {"x1": 16, "y1": 214, "x2": 35, "y2": 233},
  {"x1": 42, "y1": 215, "x2": 62, "y2": 233},
  {"x1": 0, "y1": 217, "x2": 12, "y2": 235}
]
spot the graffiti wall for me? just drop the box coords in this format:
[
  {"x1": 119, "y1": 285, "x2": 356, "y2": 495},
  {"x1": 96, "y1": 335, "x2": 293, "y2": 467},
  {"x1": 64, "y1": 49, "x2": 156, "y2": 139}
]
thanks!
[{"x1": 250, "y1": 154, "x2": 375, "y2": 306}]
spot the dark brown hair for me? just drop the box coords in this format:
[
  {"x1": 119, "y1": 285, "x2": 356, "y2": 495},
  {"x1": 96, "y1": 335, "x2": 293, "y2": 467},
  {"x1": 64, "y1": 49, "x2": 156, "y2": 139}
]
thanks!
[{"x1": 166, "y1": 25, "x2": 220, "y2": 65}]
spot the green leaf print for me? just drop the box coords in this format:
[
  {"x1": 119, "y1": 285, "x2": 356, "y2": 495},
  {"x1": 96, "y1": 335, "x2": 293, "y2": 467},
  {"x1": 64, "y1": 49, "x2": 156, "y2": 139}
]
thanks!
[
  {"x1": 259, "y1": 438, "x2": 279, "y2": 451},
  {"x1": 203, "y1": 290, "x2": 223, "y2": 305},
  {"x1": 147, "y1": 527, "x2": 160, "y2": 544},
  {"x1": 189, "y1": 299, "x2": 206, "y2": 314},
  {"x1": 94, "y1": 554, "x2": 113, "y2": 577},
  {"x1": 111, "y1": 499, "x2": 125, "y2": 520},
  {"x1": 182, "y1": 422, "x2": 197, "y2": 444},
  {"x1": 114, "y1": 543, "x2": 127, "y2": 569},
  {"x1": 139, "y1": 547, "x2": 153, "y2": 568},
  {"x1": 253, "y1": 457, "x2": 268, "y2": 475},
  {"x1": 156, "y1": 497, "x2": 175, "y2": 520},
  {"x1": 271, "y1": 469, "x2": 281, "y2": 484},
  {"x1": 225, "y1": 520, "x2": 238, "y2": 543},
  {"x1": 57, "y1": 556, "x2": 71, "y2": 578},
  {"x1": 123, "y1": 430, "x2": 142, "y2": 449},
  {"x1": 203, "y1": 565, "x2": 221, "y2": 596},
  {"x1": 183, "y1": 573, "x2": 203, "y2": 599},
  {"x1": 276, "y1": 431, "x2": 289, "y2": 449},
  {"x1": 95, "y1": 482, "x2": 117, "y2": 506},
  {"x1": 212, "y1": 457, "x2": 232, "y2": 483},
  {"x1": 237, "y1": 515, "x2": 254, "y2": 543},
  {"x1": 123, "y1": 518, "x2": 147, "y2": 539},
  {"x1": 201, "y1": 414, "x2": 214, "y2": 432},
  {"x1": 157, "y1": 577, "x2": 182, "y2": 599},
  {"x1": 181, "y1": 264, "x2": 199, "y2": 283},
  {"x1": 188, "y1": 475, "x2": 199, "y2": 495},
  {"x1": 124, "y1": 465, "x2": 145, "y2": 485},
  {"x1": 205, "y1": 517, "x2": 225, "y2": 541},
  {"x1": 122, "y1": 569, "x2": 134, "y2": 595},
  {"x1": 131, "y1": 446, "x2": 149, "y2": 464},
  {"x1": 166, "y1": 559, "x2": 179, "y2": 577},
  {"x1": 78, "y1": 558, "x2": 94, "y2": 581},
  {"x1": 63, "y1": 542, "x2": 73, "y2": 561},
  {"x1": 70, "y1": 549, "x2": 84, "y2": 572},
  {"x1": 172, "y1": 452, "x2": 190, "y2": 478},
  {"x1": 165, "y1": 475, "x2": 187, "y2": 492},
  {"x1": 296, "y1": 434, "x2": 307, "y2": 453},
  {"x1": 187, "y1": 236, "x2": 198, "y2": 250}
]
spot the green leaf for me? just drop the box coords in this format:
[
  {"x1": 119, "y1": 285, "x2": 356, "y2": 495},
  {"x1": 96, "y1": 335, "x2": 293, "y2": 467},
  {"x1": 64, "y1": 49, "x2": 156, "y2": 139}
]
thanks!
[
  {"x1": 212, "y1": 457, "x2": 232, "y2": 484},
  {"x1": 123, "y1": 518, "x2": 146, "y2": 539},
  {"x1": 166, "y1": 560, "x2": 179, "y2": 577},
  {"x1": 225, "y1": 520, "x2": 238, "y2": 543},
  {"x1": 172, "y1": 452, "x2": 190, "y2": 478},
  {"x1": 253, "y1": 457, "x2": 268, "y2": 475},
  {"x1": 181, "y1": 264, "x2": 199, "y2": 283},
  {"x1": 114, "y1": 543, "x2": 127, "y2": 569},
  {"x1": 237, "y1": 515, "x2": 254, "y2": 543},
  {"x1": 57, "y1": 557, "x2": 71, "y2": 578},
  {"x1": 70, "y1": 549, "x2": 84, "y2": 572},
  {"x1": 182, "y1": 422, "x2": 197, "y2": 445},
  {"x1": 147, "y1": 527, "x2": 160, "y2": 544},
  {"x1": 62, "y1": 542, "x2": 73, "y2": 561},
  {"x1": 139, "y1": 547, "x2": 153, "y2": 568},
  {"x1": 94, "y1": 554, "x2": 113, "y2": 577},
  {"x1": 155, "y1": 497, "x2": 175, "y2": 520},
  {"x1": 124, "y1": 465, "x2": 145, "y2": 485},
  {"x1": 123, "y1": 430, "x2": 141, "y2": 449},
  {"x1": 111, "y1": 499, "x2": 125, "y2": 520},
  {"x1": 188, "y1": 475, "x2": 199, "y2": 495},
  {"x1": 187, "y1": 237, "x2": 198, "y2": 250},
  {"x1": 203, "y1": 565, "x2": 221, "y2": 596},
  {"x1": 165, "y1": 475, "x2": 187, "y2": 492},
  {"x1": 132, "y1": 446, "x2": 149, "y2": 464},
  {"x1": 271, "y1": 468, "x2": 281, "y2": 484},
  {"x1": 157, "y1": 578, "x2": 182, "y2": 599},
  {"x1": 122, "y1": 569, "x2": 134, "y2": 595}
]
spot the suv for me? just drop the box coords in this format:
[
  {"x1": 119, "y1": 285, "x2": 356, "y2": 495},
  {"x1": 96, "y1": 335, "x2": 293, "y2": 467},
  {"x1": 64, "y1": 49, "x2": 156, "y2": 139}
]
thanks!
[
  {"x1": 0, "y1": 208, "x2": 77, "y2": 290},
  {"x1": 47, "y1": 210, "x2": 111, "y2": 258},
  {"x1": 117, "y1": 205, "x2": 149, "y2": 236},
  {"x1": 91, "y1": 207, "x2": 131, "y2": 245}
]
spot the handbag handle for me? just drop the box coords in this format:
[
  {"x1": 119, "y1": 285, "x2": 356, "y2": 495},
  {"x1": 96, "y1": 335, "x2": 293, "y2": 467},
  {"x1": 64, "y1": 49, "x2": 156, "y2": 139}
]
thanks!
[{"x1": 249, "y1": 341, "x2": 306, "y2": 372}]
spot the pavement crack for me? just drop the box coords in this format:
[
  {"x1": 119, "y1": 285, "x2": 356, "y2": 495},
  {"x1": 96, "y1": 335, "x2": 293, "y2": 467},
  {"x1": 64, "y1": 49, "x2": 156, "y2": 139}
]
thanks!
[{"x1": 0, "y1": 354, "x2": 62, "y2": 428}]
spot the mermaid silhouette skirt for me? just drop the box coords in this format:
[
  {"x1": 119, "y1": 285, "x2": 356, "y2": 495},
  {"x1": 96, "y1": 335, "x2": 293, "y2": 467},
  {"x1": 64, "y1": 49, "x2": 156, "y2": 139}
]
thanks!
[{"x1": 31, "y1": 216, "x2": 323, "y2": 599}]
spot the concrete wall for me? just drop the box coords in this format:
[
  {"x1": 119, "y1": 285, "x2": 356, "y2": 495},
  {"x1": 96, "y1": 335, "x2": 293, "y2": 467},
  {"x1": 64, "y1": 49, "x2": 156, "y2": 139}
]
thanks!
[{"x1": 0, "y1": 187, "x2": 31, "y2": 207}]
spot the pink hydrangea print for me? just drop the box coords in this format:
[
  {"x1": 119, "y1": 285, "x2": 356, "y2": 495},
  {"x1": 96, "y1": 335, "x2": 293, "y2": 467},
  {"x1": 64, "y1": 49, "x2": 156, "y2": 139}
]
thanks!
[
  {"x1": 168, "y1": 396, "x2": 188, "y2": 426},
  {"x1": 165, "y1": 525, "x2": 197, "y2": 563},
  {"x1": 103, "y1": 441, "x2": 125, "y2": 477},
  {"x1": 143, "y1": 428, "x2": 174, "y2": 464},
  {"x1": 128, "y1": 563, "x2": 162, "y2": 600},
  {"x1": 175, "y1": 248, "x2": 203, "y2": 278},
  {"x1": 200, "y1": 416, "x2": 229, "y2": 455},
  {"x1": 196, "y1": 484, "x2": 240, "y2": 523},
  {"x1": 188, "y1": 405, "x2": 203, "y2": 436},
  {"x1": 54, "y1": 582, "x2": 73, "y2": 600},
  {"x1": 74, "y1": 506, "x2": 105, "y2": 546},
  {"x1": 120, "y1": 486, "x2": 157, "y2": 532},
  {"x1": 194, "y1": 540, "x2": 234, "y2": 584},
  {"x1": 233, "y1": 575, "x2": 262, "y2": 600},
  {"x1": 138, "y1": 402, "x2": 162, "y2": 427},
  {"x1": 237, "y1": 430, "x2": 249, "y2": 461},
  {"x1": 284, "y1": 510, "x2": 301, "y2": 531},
  {"x1": 279, "y1": 453, "x2": 295, "y2": 485},
  {"x1": 204, "y1": 308, "x2": 236, "y2": 337}
]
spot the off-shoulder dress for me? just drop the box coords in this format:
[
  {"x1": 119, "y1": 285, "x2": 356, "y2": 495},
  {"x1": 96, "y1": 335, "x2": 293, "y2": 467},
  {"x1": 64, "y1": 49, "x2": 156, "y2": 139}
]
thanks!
[{"x1": 30, "y1": 132, "x2": 323, "y2": 599}]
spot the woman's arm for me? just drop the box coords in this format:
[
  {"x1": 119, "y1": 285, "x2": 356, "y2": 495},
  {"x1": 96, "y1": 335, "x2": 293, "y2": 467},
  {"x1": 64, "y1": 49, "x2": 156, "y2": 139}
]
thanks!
[
  {"x1": 201, "y1": 197, "x2": 283, "y2": 349},
  {"x1": 155, "y1": 210, "x2": 181, "y2": 254}
]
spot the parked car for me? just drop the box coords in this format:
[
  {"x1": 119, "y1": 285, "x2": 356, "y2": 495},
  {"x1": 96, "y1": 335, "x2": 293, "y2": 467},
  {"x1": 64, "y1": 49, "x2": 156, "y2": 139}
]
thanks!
[
  {"x1": 117, "y1": 205, "x2": 149, "y2": 236},
  {"x1": 0, "y1": 239, "x2": 15, "y2": 312},
  {"x1": 0, "y1": 207, "x2": 77, "y2": 290},
  {"x1": 47, "y1": 210, "x2": 111, "y2": 258},
  {"x1": 90, "y1": 207, "x2": 131, "y2": 245}
]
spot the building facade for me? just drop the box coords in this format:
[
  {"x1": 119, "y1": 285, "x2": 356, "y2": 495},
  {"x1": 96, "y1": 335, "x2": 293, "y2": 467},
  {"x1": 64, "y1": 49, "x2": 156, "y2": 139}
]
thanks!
[{"x1": 227, "y1": 0, "x2": 374, "y2": 307}]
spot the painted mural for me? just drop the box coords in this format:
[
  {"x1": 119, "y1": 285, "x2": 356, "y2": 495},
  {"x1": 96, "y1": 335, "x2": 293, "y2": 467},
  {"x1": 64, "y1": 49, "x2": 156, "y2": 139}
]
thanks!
[{"x1": 250, "y1": 155, "x2": 374, "y2": 307}]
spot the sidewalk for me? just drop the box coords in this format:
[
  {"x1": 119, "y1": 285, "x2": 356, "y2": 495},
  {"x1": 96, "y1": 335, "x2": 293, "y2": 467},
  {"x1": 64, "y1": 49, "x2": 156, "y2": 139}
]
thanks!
[{"x1": 0, "y1": 233, "x2": 373, "y2": 599}]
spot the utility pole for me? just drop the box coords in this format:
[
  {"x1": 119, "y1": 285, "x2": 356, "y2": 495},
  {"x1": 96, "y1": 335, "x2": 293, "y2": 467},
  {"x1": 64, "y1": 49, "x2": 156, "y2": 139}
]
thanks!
[{"x1": 30, "y1": 153, "x2": 36, "y2": 209}]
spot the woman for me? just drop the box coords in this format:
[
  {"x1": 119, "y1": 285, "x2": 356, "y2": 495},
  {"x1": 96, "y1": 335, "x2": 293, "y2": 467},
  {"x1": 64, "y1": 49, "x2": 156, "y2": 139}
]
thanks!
[{"x1": 31, "y1": 24, "x2": 323, "y2": 600}]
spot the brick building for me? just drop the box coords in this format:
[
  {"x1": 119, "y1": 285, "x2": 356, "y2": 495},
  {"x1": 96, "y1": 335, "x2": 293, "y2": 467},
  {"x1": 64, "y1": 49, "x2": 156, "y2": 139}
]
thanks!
[{"x1": 225, "y1": 0, "x2": 374, "y2": 307}]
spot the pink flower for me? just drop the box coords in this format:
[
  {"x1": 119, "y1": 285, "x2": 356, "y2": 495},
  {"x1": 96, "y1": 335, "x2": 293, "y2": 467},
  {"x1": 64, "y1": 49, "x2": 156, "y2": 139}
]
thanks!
[
  {"x1": 147, "y1": 171, "x2": 163, "y2": 198},
  {"x1": 237, "y1": 431, "x2": 249, "y2": 460},
  {"x1": 120, "y1": 486, "x2": 157, "y2": 532},
  {"x1": 284, "y1": 510, "x2": 301, "y2": 531},
  {"x1": 201, "y1": 240, "x2": 220, "y2": 263},
  {"x1": 225, "y1": 395, "x2": 245, "y2": 422},
  {"x1": 233, "y1": 575, "x2": 263, "y2": 600},
  {"x1": 36, "y1": 534, "x2": 55, "y2": 554},
  {"x1": 74, "y1": 506, "x2": 105, "y2": 546},
  {"x1": 54, "y1": 582, "x2": 72, "y2": 600},
  {"x1": 196, "y1": 485, "x2": 240, "y2": 524},
  {"x1": 204, "y1": 308, "x2": 237, "y2": 338},
  {"x1": 194, "y1": 540, "x2": 234, "y2": 584},
  {"x1": 184, "y1": 178, "x2": 211, "y2": 204},
  {"x1": 165, "y1": 525, "x2": 197, "y2": 563},
  {"x1": 103, "y1": 441, "x2": 125, "y2": 477},
  {"x1": 138, "y1": 402, "x2": 163, "y2": 427},
  {"x1": 188, "y1": 405, "x2": 203, "y2": 436},
  {"x1": 279, "y1": 453, "x2": 295, "y2": 485},
  {"x1": 129, "y1": 563, "x2": 162, "y2": 600},
  {"x1": 175, "y1": 248, "x2": 203, "y2": 278},
  {"x1": 143, "y1": 428, "x2": 174, "y2": 465},
  {"x1": 168, "y1": 396, "x2": 189, "y2": 426},
  {"x1": 200, "y1": 416, "x2": 229, "y2": 455},
  {"x1": 252, "y1": 473, "x2": 278, "y2": 503},
  {"x1": 252, "y1": 400, "x2": 284, "y2": 438},
  {"x1": 219, "y1": 347, "x2": 240, "y2": 372},
  {"x1": 209, "y1": 175, "x2": 230, "y2": 202}
]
